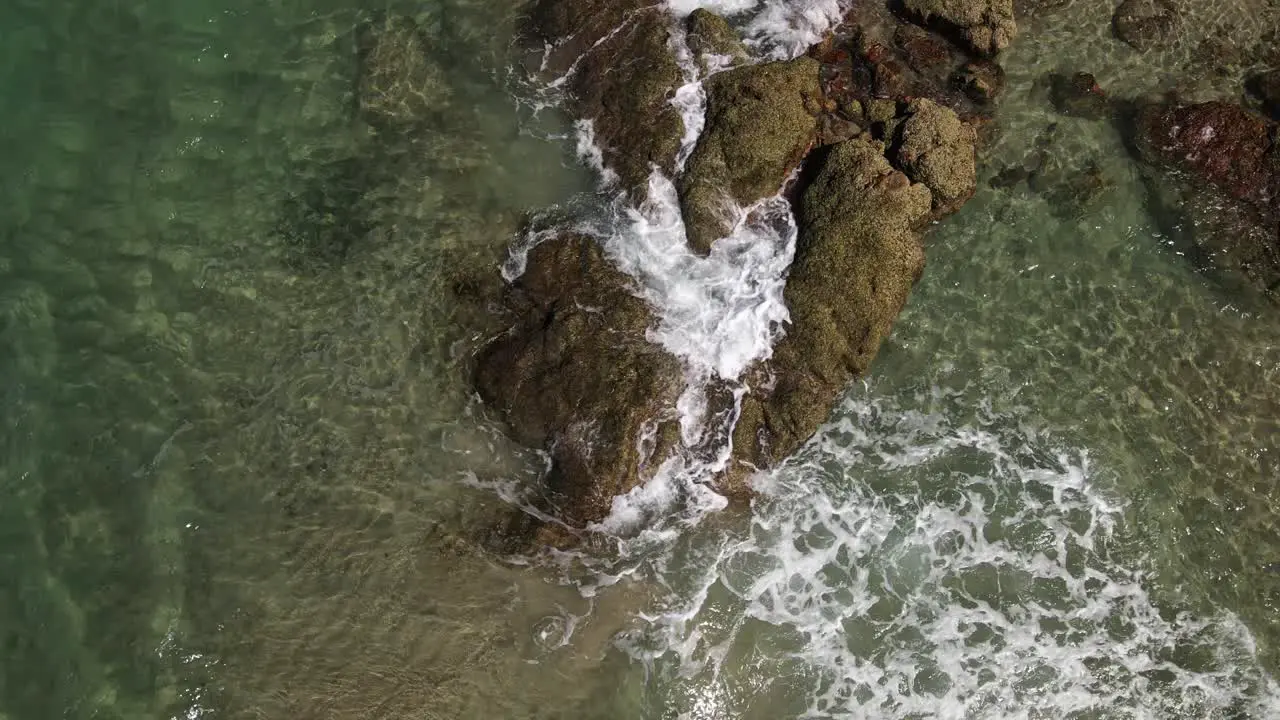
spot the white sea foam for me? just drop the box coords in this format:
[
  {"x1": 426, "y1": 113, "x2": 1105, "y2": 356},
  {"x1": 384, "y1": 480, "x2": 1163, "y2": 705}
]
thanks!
[
  {"x1": 599, "y1": 171, "x2": 795, "y2": 382},
  {"x1": 608, "y1": 387, "x2": 1280, "y2": 717},
  {"x1": 666, "y1": 0, "x2": 850, "y2": 59}
]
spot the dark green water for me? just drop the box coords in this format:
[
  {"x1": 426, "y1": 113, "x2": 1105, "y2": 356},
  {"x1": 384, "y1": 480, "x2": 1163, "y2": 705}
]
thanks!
[
  {"x1": 5, "y1": 0, "x2": 1280, "y2": 717},
  {"x1": 0, "y1": 0, "x2": 589, "y2": 716}
]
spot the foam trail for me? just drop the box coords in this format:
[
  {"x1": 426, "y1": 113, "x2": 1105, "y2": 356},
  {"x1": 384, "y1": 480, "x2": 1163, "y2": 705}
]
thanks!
[
  {"x1": 666, "y1": 0, "x2": 851, "y2": 59},
  {"x1": 612, "y1": 387, "x2": 1280, "y2": 717},
  {"x1": 601, "y1": 172, "x2": 795, "y2": 382}
]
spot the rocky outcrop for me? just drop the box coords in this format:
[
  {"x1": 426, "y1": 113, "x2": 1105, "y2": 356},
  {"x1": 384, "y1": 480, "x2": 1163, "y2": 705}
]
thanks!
[
  {"x1": 1127, "y1": 98, "x2": 1280, "y2": 300},
  {"x1": 472, "y1": 0, "x2": 990, "y2": 545},
  {"x1": 685, "y1": 8, "x2": 749, "y2": 70},
  {"x1": 679, "y1": 58, "x2": 823, "y2": 254},
  {"x1": 894, "y1": 98, "x2": 978, "y2": 214},
  {"x1": 813, "y1": 8, "x2": 1006, "y2": 123},
  {"x1": 473, "y1": 234, "x2": 684, "y2": 545},
  {"x1": 526, "y1": 0, "x2": 685, "y2": 197},
  {"x1": 900, "y1": 0, "x2": 1016, "y2": 57},
  {"x1": 356, "y1": 15, "x2": 451, "y2": 127},
  {"x1": 729, "y1": 137, "x2": 934, "y2": 476},
  {"x1": 1111, "y1": 0, "x2": 1176, "y2": 52}
]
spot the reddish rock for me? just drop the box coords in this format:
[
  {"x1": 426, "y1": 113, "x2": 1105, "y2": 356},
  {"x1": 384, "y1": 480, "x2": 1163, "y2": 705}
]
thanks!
[{"x1": 1133, "y1": 101, "x2": 1277, "y2": 212}]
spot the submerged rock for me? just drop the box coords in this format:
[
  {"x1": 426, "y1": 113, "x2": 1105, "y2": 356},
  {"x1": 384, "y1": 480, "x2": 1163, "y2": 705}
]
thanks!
[
  {"x1": 1046, "y1": 72, "x2": 1109, "y2": 120},
  {"x1": 1127, "y1": 98, "x2": 1280, "y2": 300},
  {"x1": 1246, "y1": 70, "x2": 1280, "y2": 122},
  {"x1": 730, "y1": 137, "x2": 933, "y2": 475},
  {"x1": 893, "y1": 98, "x2": 977, "y2": 214},
  {"x1": 1131, "y1": 100, "x2": 1277, "y2": 211},
  {"x1": 955, "y1": 61, "x2": 1006, "y2": 105},
  {"x1": 1111, "y1": 0, "x2": 1177, "y2": 52},
  {"x1": 679, "y1": 57, "x2": 822, "y2": 254},
  {"x1": 900, "y1": 0, "x2": 1016, "y2": 57},
  {"x1": 356, "y1": 15, "x2": 451, "y2": 127},
  {"x1": 275, "y1": 158, "x2": 375, "y2": 267},
  {"x1": 685, "y1": 8, "x2": 749, "y2": 70},
  {"x1": 473, "y1": 234, "x2": 684, "y2": 543}
]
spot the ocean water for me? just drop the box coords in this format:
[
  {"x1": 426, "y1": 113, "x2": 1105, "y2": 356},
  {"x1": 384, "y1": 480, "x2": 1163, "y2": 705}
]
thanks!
[{"x1": 4, "y1": 0, "x2": 1280, "y2": 718}]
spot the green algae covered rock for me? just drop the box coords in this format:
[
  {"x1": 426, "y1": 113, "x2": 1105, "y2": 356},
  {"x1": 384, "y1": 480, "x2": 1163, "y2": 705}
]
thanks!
[
  {"x1": 727, "y1": 138, "x2": 933, "y2": 481},
  {"x1": 893, "y1": 98, "x2": 977, "y2": 215},
  {"x1": 679, "y1": 57, "x2": 822, "y2": 254},
  {"x1": 685, "y1": 9, "x2": 750, "y2": 70},
  {"x1": 356, "y1": 15, "x2": 451, "y2": 127},
  {"x1": 473, "y1": 234, "x2": 683, "y2": 545},
  {"x1": 902, "y1": 0, "x2": 1016, "y2": 57}
]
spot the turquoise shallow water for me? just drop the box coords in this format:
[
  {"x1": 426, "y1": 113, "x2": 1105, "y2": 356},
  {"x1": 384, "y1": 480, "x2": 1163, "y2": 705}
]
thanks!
[{"x1": 4, "y1": 0, "x2": 1280, "y2": 717}]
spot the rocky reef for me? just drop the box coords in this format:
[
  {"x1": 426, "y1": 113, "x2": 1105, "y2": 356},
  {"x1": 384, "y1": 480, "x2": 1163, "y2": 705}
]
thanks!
[{"x1": 468, "y1": 0, "x2": 1006, "y2": 546}]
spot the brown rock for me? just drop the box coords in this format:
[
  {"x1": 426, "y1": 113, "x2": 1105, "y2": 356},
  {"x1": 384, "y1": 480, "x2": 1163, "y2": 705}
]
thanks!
[
  {"x1": 1111, "y1": 0, "x2": 1176, "y2": 52},
  {"x1": 901, "y1": 0, "x2": 1017, "y2": 57},
  {"x1": 1128, "y1": 98, "x2": 1280, "y2": 302},
  {"x1": 729, "y1": 137, "x2": 933, "y2": 475},
  {"x1": 954, "y1": 61, "x2": 1005, "y2": 105},
  {"x1": 679, "y1": 57, "x2": 822, "y2": 254},
  {"x1": 893, "y1": 98, "x2": 978, "y2": 214},
  {"x1": 1132, "y1": 100, "x2": 1277, "y2": 211},
  {"x1": 474, "y1": 234, "x2": 684, "y2": 538},
  {"x1": 568, "y1": 9, "x2": 686, "y2": 197},
  {"x1": 1046, "y1": 72, "x2": 1109, "y2": 120},
  {"x1": 525, "y1": 0, "x2": 685, "y2": 198}
]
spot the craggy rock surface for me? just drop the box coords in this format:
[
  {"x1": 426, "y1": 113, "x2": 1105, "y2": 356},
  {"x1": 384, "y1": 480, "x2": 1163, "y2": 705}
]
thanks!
[
  {"x1": 813, "y1": 4, "x2": 1007, "y2": 123},
  {"x1": 1111, "y1": 0, "x2": 1177, "y2": 52},
  {"x1": 473, "y1": 235, "x2": 684, "y2": 543},
  {"x1": 356, "y1": 15, "x2": 451, "y2": 127},
  {"x1": 1131, "y1": 100, "x2": 1278, "y2": 212},
  {"x1": 900, "y1": 0, "x2": 1016, "y2": 57},
  {"x1": 686, "y1": 8, "x2": 750, "y2": 70},
  {"x1": 527, "y1": 1, "x2": 685, "y2": 197},
  {"x1": 1128, "y1": 99, "x2": 1280, "y2": 300},
  {"x1": 730, "y1": 137, "x2": 933, "y2": 477},
  {"x1": 894, "y1": 98, "x2": 978, "y2": 214},
  {"x1": 680, "y1": 57, "x2": 822, "y2": 254}
]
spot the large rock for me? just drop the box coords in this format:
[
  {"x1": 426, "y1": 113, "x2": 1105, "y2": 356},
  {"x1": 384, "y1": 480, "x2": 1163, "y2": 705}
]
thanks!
[
  {"x1": 474, "y1": 235, "x2": 684, "y2": 543},
  {"x1": 526, "y1": 1, "x2": 685, "y2": 197},
  {"x1": 901, "y1": 0, "x2": 1016, "y2": 57},
  {"x1": 893, "y1": 98, "x2": 977, "y2": 215},
  {"x1": 1131, "y1": 100, "x2": 1278, "y2": 212},
  {"x1": 356, "y1": 15, "x2": 452, "y2": 127},
  {"x1": 1111, "y1": 0, "x2": 1177, "y2": 52},
  {"x1": 679, "y1": 57, "x2": 822, "y2": 254},
  {"x1": 728, "y1": 137, "x2": 933, "y2": 477}
]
